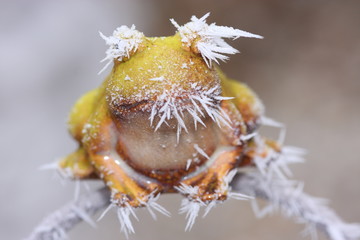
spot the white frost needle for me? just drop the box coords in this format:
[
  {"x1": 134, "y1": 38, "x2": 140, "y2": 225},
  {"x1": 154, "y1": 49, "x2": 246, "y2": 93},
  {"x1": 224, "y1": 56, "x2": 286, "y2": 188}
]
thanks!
[
  {"x1": 38, "y1": 161, "x2": 59, "y2": 171},
  {"x1": 139, "y1": 192, "x2": 171, "y2": 220},
  {"x1": 149, "y1": 76, "x2": 165, "y2": 81},
  {"x1": 99, "y1": 25, "x2": 144, "y2": 74},
  {"x1": 71, "y1": 206, "x2": 97, "y2": 228},
  {"x1": 74, "y1": 179, "x2": 81, "y2": 202},
  {"x1": 179, "y1": 199, "x2": 204, "y2": 231},
  {"x1": 175, "y1": 183, "x2": 199, "y2": 197},
  {"x1": 261, "y1": 116, "x2": 285, "y2": 128},
  {"x1": 240, "y1": 132, "x2": 258, "y2": 141},
  {"x1": 203, "y1": 201, "x2": 217, "y2": 217},
  {"x1": 147, "y1": 200, "x2": 171, "y2": 218},
  {"x1": 171, "y1": 12, "x2": 263, "y2": 67},
  {"x1": 186, "y1": 159, "x2": 192, "y2": 171},
  {"x1": 97, "y1": 203, "x2": 114, "y2": 222},
  {"x1": 176, "y1": 183, "x2": 208, "y2": 230},
  {"x1": 117, "y1": 205, "x2": 137, "y2": 239},
  {"x1": 194, "y1": 144, "x2": 210, "y2": 160}
]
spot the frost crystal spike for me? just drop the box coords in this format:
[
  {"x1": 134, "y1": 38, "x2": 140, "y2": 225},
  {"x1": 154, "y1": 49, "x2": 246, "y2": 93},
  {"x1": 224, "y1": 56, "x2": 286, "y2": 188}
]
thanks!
[
  {"x1": 170, "y1": 13, "x2": 263, "y2": 67},
  {"x1": 99, "y1": 25, "x2": 144, "y2": 74},
  {"x1": 149, "y1": 84, "x2": 232, "y2": 141}
]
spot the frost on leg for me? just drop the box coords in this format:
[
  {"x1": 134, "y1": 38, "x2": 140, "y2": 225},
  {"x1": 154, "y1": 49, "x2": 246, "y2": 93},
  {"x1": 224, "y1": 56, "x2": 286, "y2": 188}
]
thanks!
[
  {"x1": 179, "y1": 146, "x2": 243, "y2": 199},
  {"x1": 81, "y1": 98, "x2": 163, "y2": 207},
  {"x1": 175, "y1": 145, "x2": 252, "y2": 230},
  {"x1": 176, "y1": 168, "x2": 251, "y2": 231},
  {"x1": 176, "y1": 184, "x2": 205, "y2": 231},
  {"x1": 84, "y1": 101, "x2": 170, "y2": 236},
  {"x1": 97, "y1": 190, "x2": 170, "y2": 238},
  {"x1": 179, "y1": 198, "x2": 204, "y2": 231},
  {"x1": 116, "y1": 202, "x2": 138, "y2": 238}
]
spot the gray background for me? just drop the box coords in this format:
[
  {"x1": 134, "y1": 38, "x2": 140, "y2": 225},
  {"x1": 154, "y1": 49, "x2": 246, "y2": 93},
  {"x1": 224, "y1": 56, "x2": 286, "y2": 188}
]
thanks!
[{"x1": 0, "y1": 0, "x2": 359, "y2": 239}]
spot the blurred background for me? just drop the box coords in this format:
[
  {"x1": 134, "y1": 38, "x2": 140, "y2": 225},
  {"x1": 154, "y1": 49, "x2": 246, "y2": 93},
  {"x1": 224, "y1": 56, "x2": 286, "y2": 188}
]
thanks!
[{"x1": 1, "y1": 0, "x2": 359, "y2": 239}]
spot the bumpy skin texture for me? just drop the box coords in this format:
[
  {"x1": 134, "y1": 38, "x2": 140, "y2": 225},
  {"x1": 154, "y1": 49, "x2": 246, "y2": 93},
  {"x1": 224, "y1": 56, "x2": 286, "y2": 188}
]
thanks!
[{"x1": 60, "y1": 34, "x2": 264, "y2": 207}]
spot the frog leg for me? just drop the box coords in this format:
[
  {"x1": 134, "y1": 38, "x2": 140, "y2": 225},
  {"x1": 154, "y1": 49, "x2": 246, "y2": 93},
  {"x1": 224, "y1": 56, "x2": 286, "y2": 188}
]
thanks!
[
  {"x1": 176, "y1": 144, "x2": 253, "y2": 230},
  {"x1": 175, "y1": 82, "x2": 263, "y2": 201},
  {"x1": 81, "y1": 98, "x2": 169, "y2": 235},
  {"x1": 82, "y1": 98, "x2": 165, "y2": 208},
  {"x1": 175, "y1": 82, "x2": 263, "y2": 229},
  {"x1": 57, "y1": 88, "x2": 101, "y2": 179},
  {"x1": 178, "y1": 144, "x2": 245, "y2": 196}
]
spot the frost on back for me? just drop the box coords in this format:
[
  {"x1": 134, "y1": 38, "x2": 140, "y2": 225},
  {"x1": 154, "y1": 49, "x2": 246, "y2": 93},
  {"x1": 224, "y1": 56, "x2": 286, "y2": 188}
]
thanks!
[
  {"x1": 99, "y1": 25, "x2": 144, "y2": 74},
  {"x1": 170, "y1": 13, "x2": 263, "y2": 67}
]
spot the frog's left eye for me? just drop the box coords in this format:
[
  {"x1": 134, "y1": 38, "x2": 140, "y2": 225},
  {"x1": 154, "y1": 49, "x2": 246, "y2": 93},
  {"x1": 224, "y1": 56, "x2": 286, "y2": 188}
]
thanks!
[{"x1": 99, "y1": 25, "x2": 144, "y2": 74}]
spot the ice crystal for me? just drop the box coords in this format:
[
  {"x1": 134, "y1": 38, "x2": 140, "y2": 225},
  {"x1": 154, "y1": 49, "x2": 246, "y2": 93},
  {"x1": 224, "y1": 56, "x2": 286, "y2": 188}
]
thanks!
[
  {"x1": 176, "y1": 183, "x2": 200, "y2": 197},
  {"x1": 100, "y1": 192, "x2": 139, "y2": 238},
  {"x1": 176, "y1": 170, "x2": 251, "y2": 230},
  {"x1": 149, "y1": 84, "x2": 232, "y2": 141},
  {"x1": 99, "y1": 25, "x2": 144, "y2": 74},
  {"x1": 170, "y1": 13, "x2": 263, "y2": 67},
  {"x1": 176, "y1": 184, "x2": 205, "y2": 231},
  {"x1": 193, "y1": 144, "x2": 210, "y2": 160},
  {"x1": 97, "y1": 191, "x2": 169, "y2": 238},
  {"x1": 139, "y1": 191, "x2": 171, "y2": 220},
  {"x1": 71, "y1": 206, "x2": 96, "y2": 228},
  {"x1": 203, "y1": 169, "x2": 252, "y2": 217},
  {"x1": 252, "y1": 117, "x2": 306, "y2": 180},
  {"x1": 179, "y1": 199, "x2": 205, "y2": 231},
  {"x1": 116, "y1": 203, "x2": 138, "y2": 239},
  {"x1": 149, "y1": 76, "x2": 165, "y2": 81},
  {"x1": 186, "y1": 159, "x2": 192, "y2": 171}
]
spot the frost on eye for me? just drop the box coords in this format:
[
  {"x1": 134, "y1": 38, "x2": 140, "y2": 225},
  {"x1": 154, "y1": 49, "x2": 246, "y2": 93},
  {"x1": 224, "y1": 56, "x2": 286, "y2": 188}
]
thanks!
[
  {"x1": 99, "y1": 25, "x2": 144, "y2": 74},
  {"x1": 170, "y1": 12, "x2": 263, "y2": 67}
]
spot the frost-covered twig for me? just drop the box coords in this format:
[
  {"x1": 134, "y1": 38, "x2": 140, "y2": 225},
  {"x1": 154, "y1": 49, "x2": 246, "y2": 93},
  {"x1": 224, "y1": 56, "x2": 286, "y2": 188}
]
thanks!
[
  {"x1": 26, "y1": 173, "x2": 360, "y2": 240},
  {"x1": 25, "y1": 187, "x2": 110, "y2": 240},
  {"x1": 231, "y1": 171, "x2": 360, "y2": 240}
]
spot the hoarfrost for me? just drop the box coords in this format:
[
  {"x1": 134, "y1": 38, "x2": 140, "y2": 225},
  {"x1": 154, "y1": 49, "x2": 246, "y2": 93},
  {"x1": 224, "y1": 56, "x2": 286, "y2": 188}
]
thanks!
[
  {"x1": 99, "y1": 25, "x2": 144, "y2": 74},
  {"x1": 170, "y1": 13, "x2": 263, "y2": 67},
  {"x1": 149, "y1": 84, "x2": 232, "y2": 141}
]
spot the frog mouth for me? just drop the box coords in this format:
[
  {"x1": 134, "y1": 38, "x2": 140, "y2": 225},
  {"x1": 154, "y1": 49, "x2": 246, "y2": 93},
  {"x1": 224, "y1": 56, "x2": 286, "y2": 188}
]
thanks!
[{"x1": 110, "y1": 83, "x2": 233, "y2": 142}]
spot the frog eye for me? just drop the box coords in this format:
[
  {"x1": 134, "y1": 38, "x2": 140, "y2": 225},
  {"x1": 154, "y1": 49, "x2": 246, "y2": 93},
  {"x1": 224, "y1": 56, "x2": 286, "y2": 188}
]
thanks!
[
  {"x1": 170, "y1": 12, "x2": 263, "y2": 68},
  {"x1": 98, "y1": 25, "x2": 144, "y2": 74}
]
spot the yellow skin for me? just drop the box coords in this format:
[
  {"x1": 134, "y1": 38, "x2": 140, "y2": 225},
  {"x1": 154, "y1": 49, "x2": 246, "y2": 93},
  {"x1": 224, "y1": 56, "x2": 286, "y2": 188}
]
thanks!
[{"x1": 60, "y1": 34, "x2": 274, "y2": 207}]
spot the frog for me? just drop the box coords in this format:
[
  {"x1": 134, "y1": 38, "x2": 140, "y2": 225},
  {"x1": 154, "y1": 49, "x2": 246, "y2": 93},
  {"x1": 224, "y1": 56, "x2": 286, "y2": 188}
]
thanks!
[{"x1": 58, "y1": 13, "x2": 278, "y2": 234}]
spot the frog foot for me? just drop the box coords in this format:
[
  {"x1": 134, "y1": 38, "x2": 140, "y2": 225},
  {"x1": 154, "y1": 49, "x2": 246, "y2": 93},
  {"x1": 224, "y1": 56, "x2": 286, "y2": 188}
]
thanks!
[
  {"x1": 176, "y1": 169, "x2": 251, "y2": 231},
  {"x1": 100, "y1": 188, "x2": 170, "y2": 238}
]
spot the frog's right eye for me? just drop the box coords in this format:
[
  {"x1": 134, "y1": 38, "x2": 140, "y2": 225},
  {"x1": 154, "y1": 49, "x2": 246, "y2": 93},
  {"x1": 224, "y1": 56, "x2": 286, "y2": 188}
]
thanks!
[
  {"x1": 170, "y1": 13, "x2": 263, "y2": 68},
  {"x1": 99, "y1": 25, "x2": 144, "y2": 74}
]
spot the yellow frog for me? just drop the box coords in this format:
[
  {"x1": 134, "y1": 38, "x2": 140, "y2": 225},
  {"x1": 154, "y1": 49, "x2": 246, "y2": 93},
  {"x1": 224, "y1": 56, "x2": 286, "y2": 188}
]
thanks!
[{"x1": 59, "y1": 13, "x2": 276, "y2": 234}]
